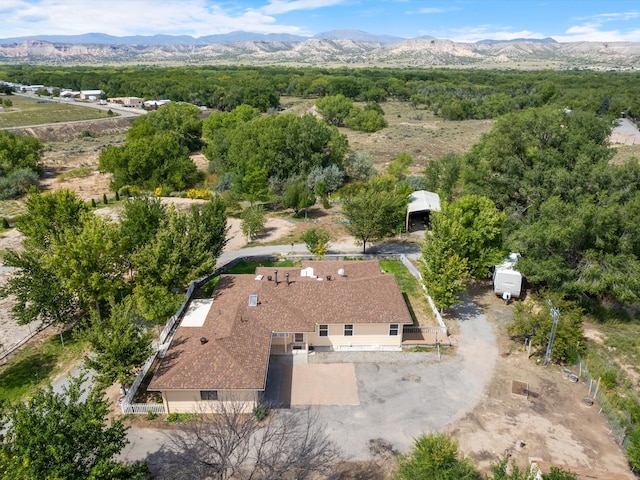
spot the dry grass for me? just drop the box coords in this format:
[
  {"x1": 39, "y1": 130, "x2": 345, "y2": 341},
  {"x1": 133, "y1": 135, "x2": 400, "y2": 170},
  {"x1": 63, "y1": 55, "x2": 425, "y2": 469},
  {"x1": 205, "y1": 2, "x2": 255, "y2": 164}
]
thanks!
[{"x1": 610, "y1": 144, "x2": 640, "y2": 165}]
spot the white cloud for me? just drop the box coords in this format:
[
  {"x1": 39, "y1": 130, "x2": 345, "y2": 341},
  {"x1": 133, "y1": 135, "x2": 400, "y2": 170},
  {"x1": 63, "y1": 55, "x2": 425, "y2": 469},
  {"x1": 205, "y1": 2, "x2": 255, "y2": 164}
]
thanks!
[
  {"x1": 435, "y1": 24, "x2": 545, "y2": 43},
  {"x1": 258, "y1": 0, "x2": 346, "y2": 15},
  {"x1": 554, "y1": 10, "x2": 640, "y2": 42},
  {"x1": 416, "y1": 8, "x2": 445, "y2": 14},
  {"x1": 0, "y1": 0, "x2": 322, "y2": 38}
]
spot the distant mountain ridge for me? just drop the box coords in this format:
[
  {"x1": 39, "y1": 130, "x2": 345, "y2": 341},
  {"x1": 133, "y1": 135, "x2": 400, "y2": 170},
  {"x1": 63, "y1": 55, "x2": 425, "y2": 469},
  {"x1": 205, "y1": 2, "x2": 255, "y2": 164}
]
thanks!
[
  {"x1": 0, "y1": 29, "x2": 404, "y2": 46},
  {"x1": 0, "y1": 36, "x2": 639, "y2": 69}
]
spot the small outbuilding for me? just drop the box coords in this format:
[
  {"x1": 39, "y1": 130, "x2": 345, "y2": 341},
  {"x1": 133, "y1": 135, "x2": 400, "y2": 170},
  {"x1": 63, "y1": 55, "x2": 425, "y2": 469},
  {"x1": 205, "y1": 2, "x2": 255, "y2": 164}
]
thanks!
[{"x1": 406, "y1": 190, "x2": 441, "y2": 232}]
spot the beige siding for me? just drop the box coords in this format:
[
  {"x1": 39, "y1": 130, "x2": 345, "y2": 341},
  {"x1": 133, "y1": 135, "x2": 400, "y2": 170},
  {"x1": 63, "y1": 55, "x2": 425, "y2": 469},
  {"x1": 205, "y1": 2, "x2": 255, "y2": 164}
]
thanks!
[
  {"x1": 307, "y1": 323, "x2": 402, "y2": 349},
  {"x1": 163, "y1": 389, "x2": 259, "y2": 413}
]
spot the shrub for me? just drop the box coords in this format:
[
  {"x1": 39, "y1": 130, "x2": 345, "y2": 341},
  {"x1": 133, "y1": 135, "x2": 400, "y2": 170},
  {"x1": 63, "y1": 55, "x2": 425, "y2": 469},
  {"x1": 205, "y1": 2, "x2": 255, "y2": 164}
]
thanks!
[
  {"x1": 1, "y1": 218, "x2": 10, "y2": 229},
  {"x1": 186, "y1": 188, "x2": 213, "y2": 200},
  {"x1": 103, "y1": 193, "x2": 108, "y2": 204},
  {"x1": 91, "y1": 198, "x2": 96, "y2": 208},
  {"x1": 253, "y1": 404, "x2": 268, "y2": 421},
  {"x1": 115, "y1": 191, "x2": 120, "y2": 201},
  {"x1": 146, "y1": 411, "x2": 158, "y2": 420},
  {"x1": 0, "y1": 169, "x2": 40, "y2": 200}
]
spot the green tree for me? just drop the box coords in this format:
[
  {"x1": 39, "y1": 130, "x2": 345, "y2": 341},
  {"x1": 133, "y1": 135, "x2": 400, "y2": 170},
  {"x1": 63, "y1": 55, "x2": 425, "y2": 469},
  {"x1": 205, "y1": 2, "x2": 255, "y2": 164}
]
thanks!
[
  {"x1": 342, "y1": 182, "x2": 407, "y2": 253},
  {"x1": 127, "y1": 102, "x2": 203, "y2": 151},
  {"x1": 0, "y1": 244, "x2": 79, "y2": 326},
  {"x1": 0, "y1": 130, "x2": 43, "y2": 177},
  {"x1": 16, "y1": 189, "x2": 89, "y2": 247},
  {"x1": 386, "y1": 151, "x2": 413, "y2": 181},
  {"x1": 315, "y1": 94, "x2": 354, "y2": 126},
  {"x1": 118, "y1": 196, "x2": 167, "y2": 252},
  {"x1": 448, "y1": 195, "x2": 505, "y2": 278},
  {"x1": 345, "y1": 104, "x2": 387, "y2": 132},
  {"x1": 48, "y1": 214, "x2": 128, "y2": 318},
  {"x1": 235, "y1": 159, "x2": 269, "y2": 205},
  {"x1": 241, "y1": 205, "x2": 266, "y2": 243},
  {"x1": 301, "y1": 228, "x2": 331, "y2": 258},
  {"x1": 202, "y1": 103, "x2": 259, "y2": 142},
  {"x1": 0, "y1": 377, "x2": 148, "y2": 480},
  {"x1": 133, "y1": 198, "x2": 227, "y2": 290},
  {"x1": 283, "y1": 179, "x2": 316, "y2": 217},
  {"x1": 397, "y1": 433, "x2": 481, "y2": 480},
  {"x1": 420, "y1": 201, "x2": 470, "y2": 310},
  {"x1": 507, "y1": 292, "x2": 584, "y2": 363},
  {"x1": 99, "y1": 133, "x2": 200, "y2": 192},
  {"x1": 133, "y1": 282, "x2": 183, "y2": 324},
  {"x1": 82, "y1": 297, "x2": 154, "y2": 391}
]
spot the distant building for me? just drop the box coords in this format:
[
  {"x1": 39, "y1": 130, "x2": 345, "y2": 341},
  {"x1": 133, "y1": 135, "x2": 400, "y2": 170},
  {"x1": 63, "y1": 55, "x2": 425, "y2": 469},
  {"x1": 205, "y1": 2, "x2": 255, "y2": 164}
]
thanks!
[
  {"x1": 143, "y1": 99, "x2": 171, "y2": 109},
  {"x1": 108, "y1": 96, "x2": 143, "y2": 108},
  {"x1": 79, "y1": 89, "x2": 103, "y2": 100}
]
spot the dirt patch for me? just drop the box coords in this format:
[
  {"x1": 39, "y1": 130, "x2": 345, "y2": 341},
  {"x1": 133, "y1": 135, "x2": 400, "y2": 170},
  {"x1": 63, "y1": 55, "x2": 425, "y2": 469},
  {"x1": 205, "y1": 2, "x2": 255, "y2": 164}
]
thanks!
[{"x1": 447, "y1": 287, "x2": 632, "y2": 477}]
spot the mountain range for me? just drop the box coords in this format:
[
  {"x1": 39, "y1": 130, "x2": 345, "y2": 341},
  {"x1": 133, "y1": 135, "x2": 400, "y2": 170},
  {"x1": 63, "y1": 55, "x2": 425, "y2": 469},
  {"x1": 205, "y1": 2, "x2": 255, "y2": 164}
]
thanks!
[{"x1": 0, "y1": 30, "x2": 637, "y2": 69}]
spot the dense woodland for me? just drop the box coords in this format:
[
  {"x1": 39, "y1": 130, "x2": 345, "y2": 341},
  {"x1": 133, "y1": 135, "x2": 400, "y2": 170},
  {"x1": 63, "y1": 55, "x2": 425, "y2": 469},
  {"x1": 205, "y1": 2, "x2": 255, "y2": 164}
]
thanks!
[
  {"x1": 1, "y1": 65, "x2": 640, "y2": 119},
  {"x1": 1, "y1": 65, "x2": 640, "y2": 475}
]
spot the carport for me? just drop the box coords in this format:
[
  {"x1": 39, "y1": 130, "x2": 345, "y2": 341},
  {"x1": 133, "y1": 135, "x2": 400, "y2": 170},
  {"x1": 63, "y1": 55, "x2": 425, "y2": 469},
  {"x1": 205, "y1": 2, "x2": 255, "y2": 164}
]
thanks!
[{"x1": 406, "y1": 190, "x2": 440, "y2": 232}]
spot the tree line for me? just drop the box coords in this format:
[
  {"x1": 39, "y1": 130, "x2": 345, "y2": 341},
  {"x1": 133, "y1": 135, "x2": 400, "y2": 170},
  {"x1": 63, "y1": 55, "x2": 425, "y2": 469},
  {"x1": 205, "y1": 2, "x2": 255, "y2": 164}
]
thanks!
[{"x1": 2, "y1": 65, "x2": 640, "y2": 119}]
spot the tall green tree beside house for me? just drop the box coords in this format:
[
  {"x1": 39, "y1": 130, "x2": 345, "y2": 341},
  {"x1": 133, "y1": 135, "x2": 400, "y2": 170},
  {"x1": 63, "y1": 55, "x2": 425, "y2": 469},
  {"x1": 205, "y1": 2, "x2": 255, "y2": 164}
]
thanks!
[{"x1": 0, "y1": 377, "x2": 149, "y2": 480}]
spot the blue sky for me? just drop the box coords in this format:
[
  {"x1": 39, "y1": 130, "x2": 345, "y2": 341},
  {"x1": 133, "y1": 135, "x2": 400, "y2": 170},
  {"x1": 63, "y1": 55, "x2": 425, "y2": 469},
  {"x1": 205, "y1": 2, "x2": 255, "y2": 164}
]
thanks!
[{"x1": 2, "y1": 0, "x2": 640, "y2": 42}]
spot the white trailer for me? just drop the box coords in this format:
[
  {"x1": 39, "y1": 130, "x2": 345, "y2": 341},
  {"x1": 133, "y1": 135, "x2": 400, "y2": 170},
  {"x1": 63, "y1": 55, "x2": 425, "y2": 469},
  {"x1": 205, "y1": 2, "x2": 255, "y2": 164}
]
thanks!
[{"x1": 493, "y1": 254, "x2": 523, "y2": 300}]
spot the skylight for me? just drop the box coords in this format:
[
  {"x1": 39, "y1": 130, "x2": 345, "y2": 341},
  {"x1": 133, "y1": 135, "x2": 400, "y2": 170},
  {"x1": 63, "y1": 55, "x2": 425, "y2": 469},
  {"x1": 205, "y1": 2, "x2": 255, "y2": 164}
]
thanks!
[{"x1": 248, "y1": 294, "x2": 258, "y2": 307}]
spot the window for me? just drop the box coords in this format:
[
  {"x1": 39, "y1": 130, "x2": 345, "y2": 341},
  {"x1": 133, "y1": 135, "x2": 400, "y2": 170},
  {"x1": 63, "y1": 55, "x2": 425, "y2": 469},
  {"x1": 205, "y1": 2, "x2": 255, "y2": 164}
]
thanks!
[
  {"x1": 294, "y1": 333, "x2": 304, "y2": 343},
  {"x1": 344, "y1": 324, "x2": 353, "y2": 336},
  {"x1": 319, "y1": 325, "x2": 328, "y2": 337},
  {"x1": 389, "y1": 323, "x2": 399, "y2": 336},
  {"x1": 200, "y1": 390, "x2": 218, "y2": 401}
]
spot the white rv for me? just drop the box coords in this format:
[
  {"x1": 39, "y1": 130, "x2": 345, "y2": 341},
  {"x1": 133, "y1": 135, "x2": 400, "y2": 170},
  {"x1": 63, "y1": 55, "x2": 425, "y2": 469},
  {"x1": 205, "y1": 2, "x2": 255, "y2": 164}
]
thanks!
[{"x1": 493, "y1": 253, "x2": 523, "y2": 300}]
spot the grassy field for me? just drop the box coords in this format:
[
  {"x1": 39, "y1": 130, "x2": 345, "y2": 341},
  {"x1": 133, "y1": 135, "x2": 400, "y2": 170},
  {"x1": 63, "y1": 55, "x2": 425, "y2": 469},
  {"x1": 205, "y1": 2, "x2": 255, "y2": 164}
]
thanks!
[
  {"x1": 0, "y1": 330, "x2": 87, "y2": 403},
  {"x1": 0, "y1": 95, "x2": 112, "y2": 128},
  {"x1": 279, "y1": 96, "x2": 494, "y2": 172},
  {"x1": 610, "y1": 143, "x2": 640, "y2": 165}
]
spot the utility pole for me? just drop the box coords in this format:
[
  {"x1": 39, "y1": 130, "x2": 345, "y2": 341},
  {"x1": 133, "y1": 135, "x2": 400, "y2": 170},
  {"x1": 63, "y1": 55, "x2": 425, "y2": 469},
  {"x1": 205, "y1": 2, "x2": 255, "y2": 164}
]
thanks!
[{"x1": 543, "y1": 301, "x2": 560, "y2": 366}]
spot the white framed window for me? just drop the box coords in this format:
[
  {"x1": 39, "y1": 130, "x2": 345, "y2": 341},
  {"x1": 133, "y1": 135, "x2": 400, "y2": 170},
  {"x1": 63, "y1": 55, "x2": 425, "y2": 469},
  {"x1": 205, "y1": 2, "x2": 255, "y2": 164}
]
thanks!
[
  {"x1": 200, "y1": 390, "x2": 218, "y2": 401},
  {"x1": 319, "y1": 325, "x2": 328, "y2": 337},
  {"x1": 389, "y1": 323, "x2": 399, "y2": 336},
  {"x1": 344, "y1": 324, "x2": 353, "y2": 336}
]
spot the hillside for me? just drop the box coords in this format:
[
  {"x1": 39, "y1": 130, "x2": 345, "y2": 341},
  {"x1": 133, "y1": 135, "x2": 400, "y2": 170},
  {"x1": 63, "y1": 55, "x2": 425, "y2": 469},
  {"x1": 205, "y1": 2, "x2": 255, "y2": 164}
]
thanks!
[{"x1": 0, "y1": 38, "x2": 639, "y2": 69}]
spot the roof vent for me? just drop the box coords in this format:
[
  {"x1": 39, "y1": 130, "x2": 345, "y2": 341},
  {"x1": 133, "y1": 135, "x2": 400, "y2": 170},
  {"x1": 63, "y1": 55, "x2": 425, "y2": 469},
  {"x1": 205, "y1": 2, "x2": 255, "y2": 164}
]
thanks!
[
  {"x1": 327, "y1": 275, "x2": 332, "y2": 281},
  {"x1": 338, "y1": 268, "x2": 345, "y2": 277},
  {"x1": 200, "y1": 337, "x2": 208, "y2": 344}
]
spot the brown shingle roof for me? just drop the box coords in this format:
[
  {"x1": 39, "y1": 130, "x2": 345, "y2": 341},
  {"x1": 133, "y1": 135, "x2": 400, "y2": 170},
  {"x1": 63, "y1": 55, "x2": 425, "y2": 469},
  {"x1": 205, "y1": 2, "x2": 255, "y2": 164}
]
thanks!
[{"x1": 149, "y1": 260, "x2": 412, "y2": 391}]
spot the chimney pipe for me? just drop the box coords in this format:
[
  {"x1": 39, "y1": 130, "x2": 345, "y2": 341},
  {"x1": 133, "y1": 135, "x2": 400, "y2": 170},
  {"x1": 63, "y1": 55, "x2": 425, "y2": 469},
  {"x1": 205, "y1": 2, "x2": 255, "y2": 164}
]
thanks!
[
  {"x1": 285, "y1": 272, "x2": 290, "y2": 285},
  {"x1": 274, "y1": 269, "x2": 278, "y2": 285}
]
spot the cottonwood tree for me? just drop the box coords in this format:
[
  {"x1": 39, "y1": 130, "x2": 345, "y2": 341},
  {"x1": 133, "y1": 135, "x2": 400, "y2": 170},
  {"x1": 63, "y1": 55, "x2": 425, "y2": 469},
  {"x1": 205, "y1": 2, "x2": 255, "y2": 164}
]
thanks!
[
  {"x1": 301, "y1": 228, "x2": 331, "y2": 258},
  {"x1": 283, "y1": 179, "x2": 315, "y2": 217},
  {"x1": 0, "y1": 376, "x2": 148, "y2": 480},
  {"x1": 344, "y1": 150, "x2": 376, "y2": 183},
  {"x1": 48, "y1": 213, "x2": 128, "y2": 318},
  {"x1": 241, "y1": 205, "x2": 266, "y2": 243},
  {"x1": 160, "y1": 403, "x2": 341, "y2": 480},
  {"x1": 133, "y1": 198, "x2": 228, "y2": 290},
  {"x1": 81, "y1": 297, "x2": 154, "y2": 392},
  {"x1": 342, "y1": 181, "x2": 407, "y2": 253}
]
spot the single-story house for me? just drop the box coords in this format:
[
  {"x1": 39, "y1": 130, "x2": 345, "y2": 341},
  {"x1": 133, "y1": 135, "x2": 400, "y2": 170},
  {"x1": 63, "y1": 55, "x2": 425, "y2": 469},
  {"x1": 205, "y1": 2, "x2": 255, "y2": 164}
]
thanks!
[
  {"x1": 148, "y1": 260, "x2": 413, "y2": 413},
  {"x1": 406, "y1": 190, "x2": 441, "y2": 232},
  {"x1": 108, "y1": 96, "x2": 143, "y2": 107},
  {"x1": 143, "y1": 99, "x2": 171, "y2": 109},
  {"x1": 79, "y1": 89, "x2": 103, "y2": 100}
]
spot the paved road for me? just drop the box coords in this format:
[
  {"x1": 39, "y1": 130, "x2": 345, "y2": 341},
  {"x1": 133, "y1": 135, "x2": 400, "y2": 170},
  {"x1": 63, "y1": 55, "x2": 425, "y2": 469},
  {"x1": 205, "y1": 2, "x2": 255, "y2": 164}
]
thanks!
[{"x1": 216, "y1": 239, "x2": 421, "y2": 266}]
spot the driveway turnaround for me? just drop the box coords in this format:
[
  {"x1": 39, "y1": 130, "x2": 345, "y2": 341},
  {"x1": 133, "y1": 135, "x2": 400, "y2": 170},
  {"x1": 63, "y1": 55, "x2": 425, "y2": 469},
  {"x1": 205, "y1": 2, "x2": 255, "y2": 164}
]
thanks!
[{"x1": 122, "y1": 294, "x2": 498, "y2": 470}]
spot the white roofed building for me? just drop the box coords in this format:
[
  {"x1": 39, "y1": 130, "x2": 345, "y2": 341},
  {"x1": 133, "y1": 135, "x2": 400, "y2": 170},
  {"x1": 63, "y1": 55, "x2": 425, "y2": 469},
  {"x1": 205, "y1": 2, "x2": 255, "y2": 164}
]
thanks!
[{"x1": 406, "y1": 190, "x2": 441, "y2": 232}]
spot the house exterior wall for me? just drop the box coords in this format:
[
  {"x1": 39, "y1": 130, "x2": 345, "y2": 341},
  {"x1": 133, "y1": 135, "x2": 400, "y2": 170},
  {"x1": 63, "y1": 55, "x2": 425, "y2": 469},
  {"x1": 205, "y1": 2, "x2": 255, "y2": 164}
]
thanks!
[
  {"x1": 162, "y1": 389, "x2": 259, "y2": 413},
  {"x1": 306, "y1": 323, "x2": 403, "y2": 349}
]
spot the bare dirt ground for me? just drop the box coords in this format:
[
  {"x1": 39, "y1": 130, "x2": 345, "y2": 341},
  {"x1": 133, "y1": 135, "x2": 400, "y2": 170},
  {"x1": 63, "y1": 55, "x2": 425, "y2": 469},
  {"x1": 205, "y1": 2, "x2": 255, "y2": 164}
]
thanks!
[{"x1": 447, "y1": 285, "x2": 633, "y2": 478}]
